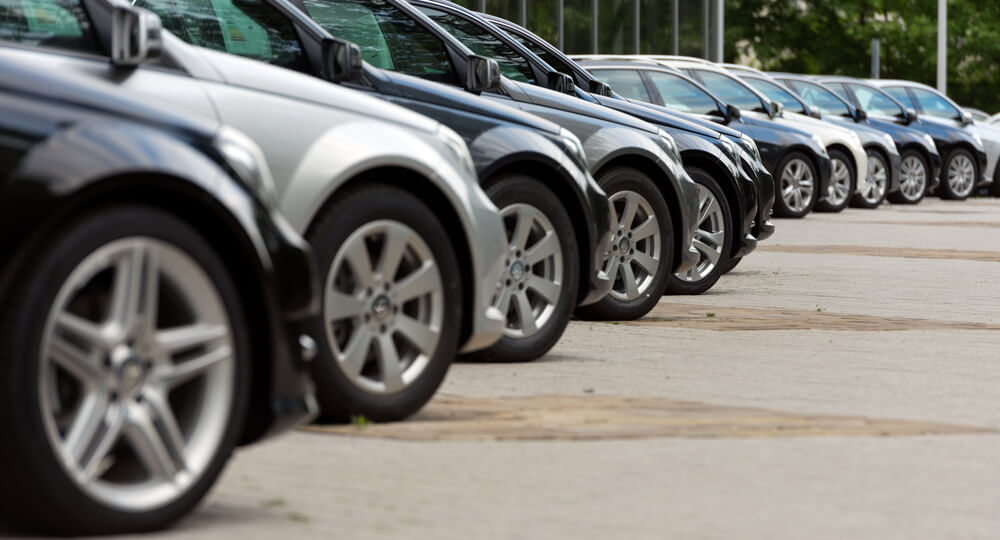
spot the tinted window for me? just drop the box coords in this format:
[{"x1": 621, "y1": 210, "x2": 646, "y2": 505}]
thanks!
[
  {"x1": 847, "y1": 84, "x2": 904, "y2": 117},
  {"x1": 135, "y1": 0, "x2": 306, "y2": 71},
  {"x1": 786, "y1": 80, "x2": 851, "y2": 116},
  {"x1": 744, "y1": 77, "x2": 807, "y2": 114},
  {"x1": 910, "y1": 87, "x2": 961, "y2": 120},
  {"x1": 0, "y1": 0, "x2": 98, "y2": 53},
  {"x1": 505, "y1": 28, "x2": 576, "y2": 78},
  {"x1": 692, "y1": 69, "x2": 763, "y2": 111},
  {"x1": 883, "y1": 86, "x2": 915, "y2": 108},
  {"x1": 590, "y1": 69, "x2": 649, "y2": 101},
  {"x1": 417, "y1": 6, "x2": 533, "y2": 83},
  {"x1": 304, "y1": 0, "x2": 456, "y2": 84},
  {"x1": 645, "y1": 70, "x2": 719, "y2": 115}
]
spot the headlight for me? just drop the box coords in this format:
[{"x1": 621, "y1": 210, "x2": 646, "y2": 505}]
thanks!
[
  {"x1": 923, "y1": 133, "x2": 936, "y2": 148},
  {"x1": 811, "y1": 134, "x2": 827, "y2": 155},
  {"x1": 558, "y1": 127, "x2": 589, "y2": 170},
  {"x1": 214, "y1": 126, "x2": 278, "y2": 207},
  {"x1": 883, "y1": 133, "x2": 896, "y2": 149},
  {"x1": 657, "y1": 129, "x2": 682, "y2": 163},
  {"x1": 436, "y1": 124, "x2": 477, "y2": 180},
  {"x1": 971, "y1": 132, "x2": 984, "y2": 149}
]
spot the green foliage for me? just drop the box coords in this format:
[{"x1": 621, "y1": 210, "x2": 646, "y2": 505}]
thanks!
[{"x1": 724, "y1": 0, "x2": 1000, "y2": 113}]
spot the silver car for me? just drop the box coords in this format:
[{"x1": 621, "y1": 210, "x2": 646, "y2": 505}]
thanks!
[{"x1": 7, "y1": 0, "x2": 508, "y2": 424}]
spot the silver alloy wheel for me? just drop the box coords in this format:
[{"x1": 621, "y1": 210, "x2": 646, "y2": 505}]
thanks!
[
  {"x1": 780, "y1": 158, "x2": 815, "y2": 213},
  {"x1": 603, "y1": 190, "x2": 661, "y2": 301},
  {"x1": 860, "y1": 153, "x2": 888, "y2": 204},
  {"x1": 947, "y1": 154, "x2": 976, "y2": 197},
  {"x1": 40, "y1": 238, "x2": 235, "y2": 512},
  {"x1": 899, "y1": 155, "x2": 927, "y2": 201},
  {"x1": 677, "y1": 184, "x2": 725, "y2": 282},
  {"x1": 494, "y1": 204, "x2": 563, "y2": 339},
  {"x1": 324, "y1": 220, "x2": 443, "y2": 394},
  {"x1": 827, "y1": 157, "x2": 852, "y2": 207}
]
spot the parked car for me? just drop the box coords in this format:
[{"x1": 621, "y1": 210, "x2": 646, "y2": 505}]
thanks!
[
  {"x1": 574, "y1": 57, "x2": 831, "y2": 219},
  {"x1": 295, "y1": 0, "x2": 701, "y2": 318},
  {"x1": 817, "y1": 77, "x2": 988, "y2": 201},
  {"x1": 0, "y1": 50, "x2": 318, "y2": 533},
  {"x1": 476, "y1": 14, "x2": 775, "y2": 276},
  {"x1": 868, "y1": 80, "x2": 998, "y2": 198},
  {"x1": 13, "y1": 0, "x2": 513, "y2": 422},
  {"x1": 407, "y1": 1, "x2": 761, "y2": 294},
  {"x1": 772, "y1": 74, "x2": 941, "y2": 205},
  {"x1": 726, "y1": 66, "x2": 899, "y2": 210}
]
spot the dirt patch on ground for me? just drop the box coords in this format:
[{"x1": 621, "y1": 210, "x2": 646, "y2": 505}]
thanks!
[
  {"x1": 632, "y1": 302, "x2": 1000, "y2": 331},
  {"x1": 302, "y1": 395, "x2": 995, "y2": 441},
  {"x1": 757, "y1": 244, "x2": 1000, "y2": 262}
]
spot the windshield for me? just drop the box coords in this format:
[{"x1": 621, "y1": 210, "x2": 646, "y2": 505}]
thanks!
[
  {"x1": 303, "y1": 0, "x2": 457, "y2": 84},
  {"x1": 848, "y1": 84, "x2": 904, "y2": 117},
  {"x1": 645, "y1": 70, "x2": 720, "y2": 115},
  {"x1": 504, "y1": 28, "x2": 577, "y2": 78},
  {"x1": 744, "y1": 77, "x2": 807, "y2": 114},
  {"x1": 909, "y1": 87, "x2": 961, "y2": 120},
  {"x1": 590, "y1": 69, "x2": 649, "y2": 101},
  {"x1": 417, "y1": 6, "x2": 534, "y2": 83},
  {"x1": 786, "y1": 80, "x2": 852, "y2": 116},
  {"x1": 692, "y1": 69, "x2": 764, "y2": 111}
]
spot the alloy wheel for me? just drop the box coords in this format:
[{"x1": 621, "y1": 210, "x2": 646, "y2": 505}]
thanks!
[
  {"x1": 947, "y1": 154, "x2": 976, "y2": 197},
  {"x1": 40, "y1": 238, "x2": 235, "y2": 512},
  {"x1": 859, "y1": 153, "x2": 888, "y2": 204},
  {"x1": 899, "y1": 155, "x2": 927, "y2": 201},
  {"x1": 604, "y1": 190, "x2": 661, "y2": 301},
  {"x1": 780, "y1": 158, "x2": 815, "y2": 213},
  {"x1": 323, "y1": 220, "x2": 443, "y2": 394},
  {"x1": 677, "y1": 184, "x2": 726, "y2": 283},
  {"x1": 826, "y1": 157, "x2": 852, "y2": 207}
]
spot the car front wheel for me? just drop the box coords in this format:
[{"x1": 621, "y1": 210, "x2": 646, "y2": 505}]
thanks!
[
  {"x1": 939, "y1": 148, "x2": 977, "y2": 200},
  {"x1": 773, "y1": 152, "x2": 819, "y2": 218},
  {"x1": 888, "y1": 150, "x2": 929, "y2": 204},
  {"x1": 0, "y1": 206, "x2": 250, "y2": 535},
  {"x1": 665, "y1": 167, "x2": 732, "y2": 295},
  {"x1": 852, "y1": 150, "x2": 889, "y2": 208},
  {"x1": 815, "y1": 149, "x2": 854, "y2": 212}
]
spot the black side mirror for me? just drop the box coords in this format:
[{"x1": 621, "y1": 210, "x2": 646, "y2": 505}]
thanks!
[
  {"x1": 546, "y1": 71, "x2": 574, "y2": 94},
  {"x1": 588, "y1": 80, "x2": 613, "y2": 97},
  {"x1": 725, "y1": 103, "x2": 741, "y2": 123},
  {"x1": 466, "y1": 55, "x2": 501, "y2": 93},
  {"x1": 807, "y1": 105, "x2": 822, "y2": 119},
  {"x1": 853, "y1": 107, "x2": 867, "y2": 122},
  {"x1": 110, "y1": 5, "x2": 162, "y2": 67},
  {"x1": 902, "y1": 108, "x2": 918, "y2": 124},
  {"x1": 768, "y1": 100, "x2": 783, "y2": 118},
  {"x1": 319, "y1": 37, "x2": 363, "y2": 83}
]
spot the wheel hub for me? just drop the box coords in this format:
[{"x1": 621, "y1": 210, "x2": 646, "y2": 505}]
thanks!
[
  {"x1": 371, "y1": 294, "x2": 393, "y2": 321},
  {"x1": 617, "y1": 236, "x2": 631, "y2": 253},
  {"x1": 509, "y1": 260, "x2": 525, "y2": 281}
]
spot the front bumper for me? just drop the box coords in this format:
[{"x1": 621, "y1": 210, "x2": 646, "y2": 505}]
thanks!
[
  {"x1": 816, "y1": 154, "x2": 833, "y2": 203},
  {"x1": 458, "y1": 182, "x2": 508, "y2": 354},
  {"x1": 886, "y1": 148, "x2": 902, "y2": 194},
  {"x1": 675, "y1": 167, "x2": 701, "y2": 274},
  {"x1": 751, "y1": 166, "x2": 776, "y2": 242},
  {"x1": 734, "y1": 157, "x2": 760, "y2": 258}
]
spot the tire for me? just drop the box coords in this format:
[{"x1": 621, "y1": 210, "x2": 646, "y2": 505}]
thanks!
[
  {"x1": 464, "y1": 175, "x2": 578, "y2": 363},
  {"x1": 720, "y1": 256, "x2": 743, "y2": 274},
  {"x1": 990, "y1": 162, "x2": 1000, "y2": 197},
  {"x1": 888, "y1": 150, "x2": 929, "y2": 204},
  {"x1": 575, "y1": 166, "x2": 673, "y2": 321},
  {"x1": 307, "y1": 182, "x2": 460, "y2": 423},
  {"x1": 665, "y1": 167, "x2": 733, "y2": 295},
  {"x1": 815, "y1": 149, "x2": 855, "y2": 212},
  {"x1": 851, "y1": 150, "x2": 889, "y2": 209},
  {"x1": 772, "y1": 151, "x2": 819, "y2": 218},
  {"x1": 938, "y1": 148, "x2": 978, "y2": 200},
  {"x1": 0, "y1": 206, "x2": 250, "y2": 535}
]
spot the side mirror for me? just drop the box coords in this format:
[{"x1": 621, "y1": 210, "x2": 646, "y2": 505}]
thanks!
[
  {"x1": 902, "y1": 108, "x2": 918, "y2": 124},
  {"x1": 588, "y1": 80, "x2": 613, "y2": 97},
  {"x1": 960, "y1": 110, "x2": 974, "y2": 126},
  {"x1": 466, "y1": 55, "x2": 500, "y2": 93},
  {"x1": 808, "y1": 105, "x2": 822, "y2": 119},
  {"x1": 725, "y1": 103, "x2": 741, "y2": 123},
  {"x1": 319, "y1": 37, "x2": 363, "y2": 83},
  {"x1": 768, "y1": 100, "x2": 783, "y2": 118},
  {"x1": 853, "y1": 107, "x2": 867, "y2": 122},
  {"x1": 546, "y1": 71, "x2": 575, "y2": 94},
  {"x1": 110, "y1": 5, "x2": 162, "y2": 67}
]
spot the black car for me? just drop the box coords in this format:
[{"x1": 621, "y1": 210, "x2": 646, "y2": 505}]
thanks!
[
  {"x1": 292, "y1": 0, "x2": 702, "y2": 319},
  {"x1": 817, "y1": 76, "x2": 987, "y2": 201},
  {"x1": 409, "y1": 0, "x2": 758, "y2": 294},
  {"x1": 772, "y1": 73, "x2": 942, "y2": 205},
  {"x1": 0, "y1": 54, "x2": 318, "y2": 533},
  {"x1": 480, "y1": 13, "x2": 776, "y2": 257},
  {"x1": 575, "y1": 58, "x2": 831, "y2": 219}
]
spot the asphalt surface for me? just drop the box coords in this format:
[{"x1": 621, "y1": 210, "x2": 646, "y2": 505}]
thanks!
[{"x1": 29, "y1": 198, "x2": 1000, "y2": 539}]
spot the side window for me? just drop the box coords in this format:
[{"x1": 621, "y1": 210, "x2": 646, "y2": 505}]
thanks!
[
  {"x1": 590, "y1": 69, "x2": 649, "y2": 101},
  {"x1": 645, "y1": 71, "x2": 719, "y2": 115},
  {"x1": 417, "y1": 7, "x2": 534, "y2": 83},
  {"x1": 744, "y1": 77, "x2": 807, "y2": 114},
  {"x1": 505, "y1": 30, "x2": 575, "y2": 78},
  {"x1": 0, "y1": 0, "x2": 99, "y2": 53},
  {"x1": 787, "y1": 80, "x2": 851, "y2": 116},
  {"x1": 305, "y1": 0, "x2": 457, "y2": 84},
  {"x1": 827, "y1": 82, "x2": 852, "y2": 102},
  {"x1": 694, "y1": 70, "x2": 764, "y2": 111},
  {"x1": 135, "y1": 0, "x2": 307, "y2": 71},
  {"x1": 848, "y1": 84, "x2": 903, "y2": 117},
  {"x1": 883, "y1": 86, "x2": 915, "y2": 109},
  {"x1": 910, "y1": 88, "x2": 961, "y2": 120}
]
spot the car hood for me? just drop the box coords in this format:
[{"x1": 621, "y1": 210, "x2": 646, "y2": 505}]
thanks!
[
  {"x1": 376, "y1": 68, "x2": 561, "y2": 135},
  {"x1": 194, "y1": 44, "x2": 442, "y2": 135},
  {"x1": 593, "y1": 94, "x2": 723, "y2": 139},
  {"x1": 506, "y1": 79, "x2": 658, "y2": 134}
]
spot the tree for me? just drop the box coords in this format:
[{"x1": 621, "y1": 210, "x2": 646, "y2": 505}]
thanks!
[{"x1": 724, "y1": 0, "x2": 1000, "y2": 113}]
